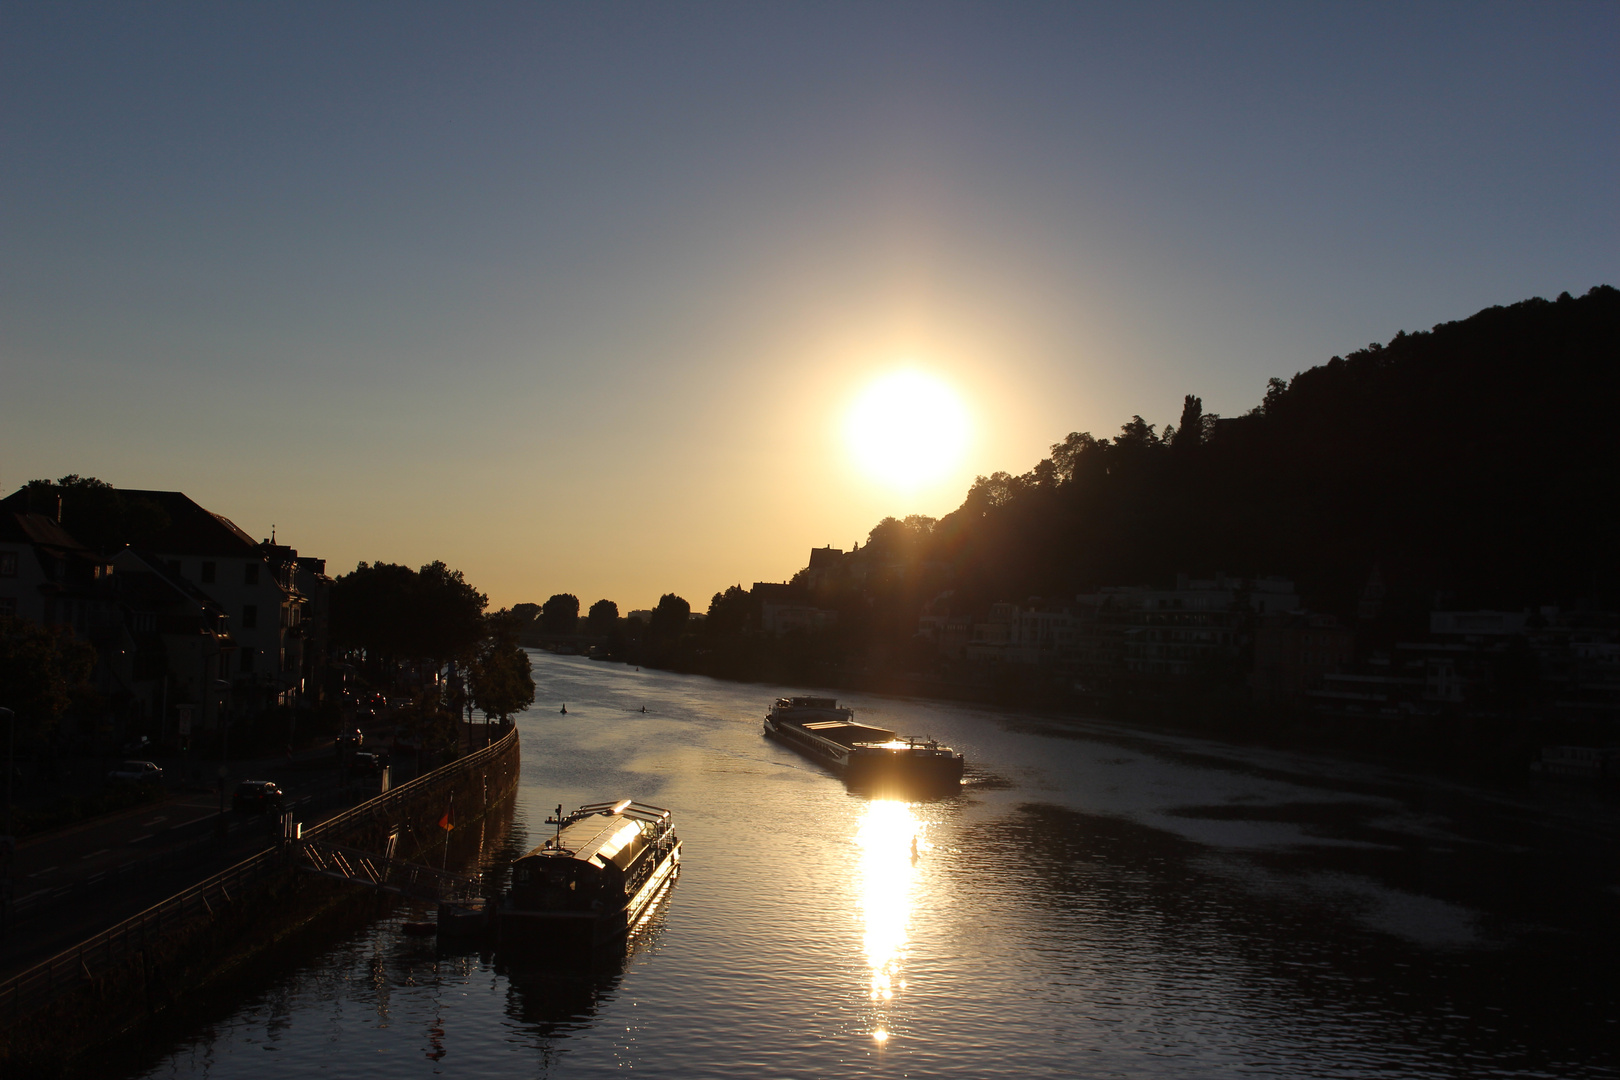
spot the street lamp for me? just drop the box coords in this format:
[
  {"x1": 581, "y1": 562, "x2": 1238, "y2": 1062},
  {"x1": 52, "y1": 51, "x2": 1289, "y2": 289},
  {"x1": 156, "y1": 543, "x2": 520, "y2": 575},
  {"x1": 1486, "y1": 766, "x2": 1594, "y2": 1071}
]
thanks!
[
  {"x1": 0, "y1": 707, "x2": 14, "y2": 840},
  {"x1": 0, "y1": 706, "x2": 12, "y2": 941}
]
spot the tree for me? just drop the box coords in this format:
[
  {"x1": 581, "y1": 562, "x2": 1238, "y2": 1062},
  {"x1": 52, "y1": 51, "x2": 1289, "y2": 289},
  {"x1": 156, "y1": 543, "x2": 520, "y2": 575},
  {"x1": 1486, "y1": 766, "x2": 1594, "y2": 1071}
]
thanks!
[
  {"x1": 469, "y1": 609, "x2": 535, "y2": 723},
  {"x1": 540, "y1": 593, "x2": 580, "y2": 635},
  {"x1": 1173, "y1": 395, "x2": 1203, "y2": 450},
  {"x1": 1049, "y1": 432, "x2": 1099, "y2": 483},
  {"x1": 0, "y1": 616, "x2": 96, "y2": 741},
  {"x1": 1113, "y1": 415, "x2": 1159, "y2": 450},
  {"x1": 865, "y1": 517, "x2": 908, "y2": 552},
  {"x1": 1261, "y1": 376, "x2": 1289, "y2": 415},
  {"x1": 330, "y1": 561, "x2": 420, "y2": 662},
  {"x1": 648, "y1": 593, "x2": 690, "y2": 640},
  {"x1": 16, "y1": 475, "x2": 169, "y2": 552},
  {"x1": 413, "y1": 561, "x2": 488, "y2": 665},
  {"x1": 705, "y1": 586, "x2": 754, "y2": 637},
  {"x1": 330, "y1": 560, "x2": 487, "y2": 672},
  {"x1": 586, "y1": 599, "x2": 619, "y2": 636}
]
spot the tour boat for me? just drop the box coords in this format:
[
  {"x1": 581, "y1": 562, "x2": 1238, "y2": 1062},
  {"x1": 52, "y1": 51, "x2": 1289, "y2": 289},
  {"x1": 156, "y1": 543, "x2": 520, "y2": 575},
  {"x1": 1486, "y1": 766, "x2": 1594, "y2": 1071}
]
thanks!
[
  {"x1": 763, "y1": 696, "x2": 964, "y2": 790},
  {"x1": 499, "y1": 799, "x2": 680, "y2": 952}
]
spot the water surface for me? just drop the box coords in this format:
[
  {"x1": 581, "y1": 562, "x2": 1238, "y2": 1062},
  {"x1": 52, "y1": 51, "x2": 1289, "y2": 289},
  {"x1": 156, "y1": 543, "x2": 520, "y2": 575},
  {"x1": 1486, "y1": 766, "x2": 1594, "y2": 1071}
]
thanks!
[{"x1": 137, "y1": 653, "x2": 1620, "y2": 1078}]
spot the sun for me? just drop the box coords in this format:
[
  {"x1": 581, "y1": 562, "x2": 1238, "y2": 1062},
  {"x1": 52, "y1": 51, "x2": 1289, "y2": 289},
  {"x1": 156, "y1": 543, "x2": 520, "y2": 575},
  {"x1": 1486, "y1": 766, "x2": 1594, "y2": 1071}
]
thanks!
[{"x1": 845, "y1": 370, "x2": 971, "y2": 490}]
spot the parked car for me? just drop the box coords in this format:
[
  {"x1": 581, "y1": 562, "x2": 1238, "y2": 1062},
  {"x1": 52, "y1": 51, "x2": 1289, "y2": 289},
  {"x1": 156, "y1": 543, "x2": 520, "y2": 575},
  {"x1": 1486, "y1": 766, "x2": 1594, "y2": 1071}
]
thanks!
[
  {"x1": 108, "y1": 760, "x2": 163, "y2": 784},
  {"x1": 232, "y1": 780, "x2": 284, "y2": 813},
  {"x1": 337, "y1": 728, "x2": 364, "y2": 750},
  {"x1": 349, "y1": 751, "x2": 383, "y2": 776}
]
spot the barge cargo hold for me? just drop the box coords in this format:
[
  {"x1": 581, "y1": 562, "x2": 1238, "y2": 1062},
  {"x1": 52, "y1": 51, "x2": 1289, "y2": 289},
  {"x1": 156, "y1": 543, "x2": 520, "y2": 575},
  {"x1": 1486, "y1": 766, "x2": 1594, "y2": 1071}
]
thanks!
[
  {"x1": 763, "y1": 696, "x2": 964, "y2": 790},
  {"x1": 498, "y1": 799, "x2": 680, "y2": 952}
]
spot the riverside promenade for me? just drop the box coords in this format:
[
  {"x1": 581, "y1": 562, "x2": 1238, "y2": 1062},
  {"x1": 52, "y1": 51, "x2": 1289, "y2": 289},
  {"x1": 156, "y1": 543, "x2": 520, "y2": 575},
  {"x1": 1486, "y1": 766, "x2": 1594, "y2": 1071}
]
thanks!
[
  {"x1": 0, "y1": 724, "x2": 519, "y2": 1074},
  {"x1": 0, "y1": 739, "x2": 417, "y2": 981}
]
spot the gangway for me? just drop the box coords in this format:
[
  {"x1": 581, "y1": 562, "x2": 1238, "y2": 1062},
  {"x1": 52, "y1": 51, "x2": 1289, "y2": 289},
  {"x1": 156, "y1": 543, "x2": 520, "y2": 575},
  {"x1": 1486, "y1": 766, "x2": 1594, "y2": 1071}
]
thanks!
[{"x1": 295, "y1": 838, "x2": 484, "y2": 904}]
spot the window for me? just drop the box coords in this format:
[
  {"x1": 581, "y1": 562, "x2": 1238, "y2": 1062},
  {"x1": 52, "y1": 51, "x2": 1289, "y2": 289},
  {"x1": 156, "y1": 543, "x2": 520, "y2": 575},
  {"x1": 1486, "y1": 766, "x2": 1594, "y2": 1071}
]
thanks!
[
  {"x1": 201, "y1": 561, "x2": 216, "y2": 584},
  {"x1": 240, "y1": 647, "x2": 256, "y2": 674},
  {"x1": 0, "y1": 597, "x2": 15, "y2": 617},
  {"x1": 242, "y1": 604, "x2": 258, "y2": 629},
  {"x1": 133, "y1": 613, "x2": 157, "y2": 633},
  {"x1": 0, "y1": 551, "x2": 16, "y2": 578},
  {"x1": 244, "y1": 562, "x2": 259, "y2": 586}
]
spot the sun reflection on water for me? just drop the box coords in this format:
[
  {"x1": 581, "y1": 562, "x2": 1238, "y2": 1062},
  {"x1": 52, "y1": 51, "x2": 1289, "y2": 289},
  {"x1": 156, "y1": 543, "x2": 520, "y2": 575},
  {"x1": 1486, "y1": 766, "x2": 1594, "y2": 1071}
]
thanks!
[{"x1": 855, "y1": 799, "x2": 922, "y2": 1030}]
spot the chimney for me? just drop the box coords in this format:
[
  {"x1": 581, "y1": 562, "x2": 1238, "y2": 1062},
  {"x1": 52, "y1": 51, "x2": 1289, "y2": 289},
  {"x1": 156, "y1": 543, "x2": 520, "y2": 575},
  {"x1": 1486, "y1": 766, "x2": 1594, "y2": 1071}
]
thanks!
[{"x1": 55, "y1": 492, "x2": 63, "y2": 524}]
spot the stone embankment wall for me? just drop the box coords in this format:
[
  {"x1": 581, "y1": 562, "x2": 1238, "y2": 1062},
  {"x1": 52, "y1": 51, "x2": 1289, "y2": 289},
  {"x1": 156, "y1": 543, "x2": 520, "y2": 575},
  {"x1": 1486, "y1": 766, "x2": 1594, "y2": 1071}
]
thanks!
[
  {"x1": 0, "y1": 726, "x2": 521, "y2": 1077},
  {"x1": 308, "y1": 725, "x2": 521, "y2": 857}
]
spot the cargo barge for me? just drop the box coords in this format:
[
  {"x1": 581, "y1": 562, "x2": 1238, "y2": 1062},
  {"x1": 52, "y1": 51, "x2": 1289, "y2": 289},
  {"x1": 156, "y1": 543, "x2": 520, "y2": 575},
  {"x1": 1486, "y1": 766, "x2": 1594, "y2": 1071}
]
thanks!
[
  {"x1": 496, "y1": 799, "x2": 681, "y2": 953},
  {"x1": 763, "y1": 696, "x2": 964, "y2": 790}
]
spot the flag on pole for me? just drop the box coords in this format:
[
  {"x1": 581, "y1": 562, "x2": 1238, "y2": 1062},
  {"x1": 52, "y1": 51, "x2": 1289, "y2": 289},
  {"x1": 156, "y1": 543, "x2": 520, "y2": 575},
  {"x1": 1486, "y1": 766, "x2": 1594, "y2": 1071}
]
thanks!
[{"x1": 438, "y1": 800, "x2": 454, "y2": 832}]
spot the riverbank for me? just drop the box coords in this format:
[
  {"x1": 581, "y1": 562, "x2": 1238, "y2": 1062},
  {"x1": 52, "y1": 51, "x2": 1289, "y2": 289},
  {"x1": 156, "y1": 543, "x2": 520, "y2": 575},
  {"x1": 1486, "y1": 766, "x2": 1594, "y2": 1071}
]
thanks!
[
  {"x1": 0, "y1": 726, "x2": 521, "y2": 1079},
  {"x1": 601, "y1": 653, "x2": 1616, "y2": 801}
]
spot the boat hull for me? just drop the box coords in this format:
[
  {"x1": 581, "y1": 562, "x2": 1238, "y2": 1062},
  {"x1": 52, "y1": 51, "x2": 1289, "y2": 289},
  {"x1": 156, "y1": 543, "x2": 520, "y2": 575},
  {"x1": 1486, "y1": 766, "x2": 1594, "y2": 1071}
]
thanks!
[
  {"x1": 499, "y1": 840, "x2": 681, "y2": 954},
  {"x1": 846, "y1": 746, "x2": 965, "y2": 791},
  {"x1": 763, "y1": 715, "x2": 852, "y2": 772},
  {"x1": 764, "y1": 714, "x2": 964, "y2": 792}
]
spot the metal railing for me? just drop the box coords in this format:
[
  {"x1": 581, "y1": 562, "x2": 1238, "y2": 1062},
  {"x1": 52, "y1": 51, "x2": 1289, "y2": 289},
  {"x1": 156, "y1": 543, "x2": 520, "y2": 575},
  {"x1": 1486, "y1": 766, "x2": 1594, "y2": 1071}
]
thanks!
[
  {"x1": 304, "y1": 725, "x2": 515, "y2": 843},
  {"x1": 0, "y1": 846, "x2": 280, "y2": 1020},
  {"x1": 7, "y1": 785, "x2": 356, "y2": 925},
  {"x1": 298, "y1": 838, "x2": 482, "y2": 904},
  {"x1": 0, "y1": 726, "x2": 517, "y2": 1022}
]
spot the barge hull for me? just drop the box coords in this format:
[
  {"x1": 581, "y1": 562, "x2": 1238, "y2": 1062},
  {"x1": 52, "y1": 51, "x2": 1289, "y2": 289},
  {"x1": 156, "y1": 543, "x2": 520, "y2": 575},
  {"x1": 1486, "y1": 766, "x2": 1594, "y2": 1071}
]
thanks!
[{"x1": 764, "y1": 712, "x2": 964, "y2": 792}]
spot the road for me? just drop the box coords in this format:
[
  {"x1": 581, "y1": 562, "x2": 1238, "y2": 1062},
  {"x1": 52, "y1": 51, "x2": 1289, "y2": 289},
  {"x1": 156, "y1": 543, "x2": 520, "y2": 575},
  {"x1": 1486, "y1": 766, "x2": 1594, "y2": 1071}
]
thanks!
[{"x1": 0, "y1": 740, "x2": 424, "y2": 978}]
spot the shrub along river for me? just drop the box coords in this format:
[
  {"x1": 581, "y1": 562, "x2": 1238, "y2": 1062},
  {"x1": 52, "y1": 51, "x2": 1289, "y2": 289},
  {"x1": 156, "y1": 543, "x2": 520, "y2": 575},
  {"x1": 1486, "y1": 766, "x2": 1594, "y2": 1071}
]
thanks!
[{"x1": 129, "y1": 651, "x2": 1617, "y2": 1078}]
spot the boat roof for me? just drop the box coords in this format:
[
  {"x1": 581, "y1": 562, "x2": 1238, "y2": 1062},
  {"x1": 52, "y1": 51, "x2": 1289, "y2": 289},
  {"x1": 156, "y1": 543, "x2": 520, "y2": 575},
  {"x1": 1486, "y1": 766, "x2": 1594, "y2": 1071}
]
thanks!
[{"x1": 521, "y1": 800, "x2": 672, "y2": 866}]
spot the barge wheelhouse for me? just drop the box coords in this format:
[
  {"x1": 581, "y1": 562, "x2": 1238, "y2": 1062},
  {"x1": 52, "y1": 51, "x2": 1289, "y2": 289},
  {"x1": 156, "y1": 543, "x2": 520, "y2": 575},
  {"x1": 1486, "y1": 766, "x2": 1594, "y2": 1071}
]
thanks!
[
  {"x1": 763, "y1": 696, "x2": 964, "y2": 791},
  {"x1": 501, "y1": 799, "x2": 680, "y2": 952}
]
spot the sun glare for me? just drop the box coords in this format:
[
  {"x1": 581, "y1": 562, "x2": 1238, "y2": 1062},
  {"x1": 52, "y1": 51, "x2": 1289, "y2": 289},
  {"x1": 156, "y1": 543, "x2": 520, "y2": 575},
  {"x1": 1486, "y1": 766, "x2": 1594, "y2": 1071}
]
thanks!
[{"x1": 845, "y1": 370, "x2": 970, "y2": 491}]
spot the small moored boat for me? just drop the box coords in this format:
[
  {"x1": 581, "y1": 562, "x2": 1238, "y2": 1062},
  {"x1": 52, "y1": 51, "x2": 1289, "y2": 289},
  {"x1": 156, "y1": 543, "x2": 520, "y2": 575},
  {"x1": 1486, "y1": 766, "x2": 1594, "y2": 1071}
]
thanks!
[{"x1": 500, "y1": 799, "x2": 680, "y2": 953}]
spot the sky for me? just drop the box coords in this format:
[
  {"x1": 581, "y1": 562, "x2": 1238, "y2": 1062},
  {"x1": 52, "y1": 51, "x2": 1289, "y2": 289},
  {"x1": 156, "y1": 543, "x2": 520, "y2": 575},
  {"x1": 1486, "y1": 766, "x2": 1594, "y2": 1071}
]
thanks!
[{"x1": 3, "y1": 2, "x2": 1616, "y2": 611}]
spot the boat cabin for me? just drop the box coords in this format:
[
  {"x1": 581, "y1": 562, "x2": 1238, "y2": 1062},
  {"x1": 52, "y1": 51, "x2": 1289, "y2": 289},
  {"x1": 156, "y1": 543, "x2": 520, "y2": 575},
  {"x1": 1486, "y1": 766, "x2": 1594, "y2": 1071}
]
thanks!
[
  {"x1": 509, "y1": 801, "x2": 673, "y2": 913},
  {"x1": 781, "y1": 696, "x2": 839, "y2": 709}
]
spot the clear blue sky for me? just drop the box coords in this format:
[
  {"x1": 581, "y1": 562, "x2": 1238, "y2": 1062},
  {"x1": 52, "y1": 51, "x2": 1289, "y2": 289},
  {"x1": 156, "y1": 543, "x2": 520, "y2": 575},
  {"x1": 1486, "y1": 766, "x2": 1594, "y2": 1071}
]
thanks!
[{"x1": 4, "y1": 2, "x2": 1615, "y2": 609}]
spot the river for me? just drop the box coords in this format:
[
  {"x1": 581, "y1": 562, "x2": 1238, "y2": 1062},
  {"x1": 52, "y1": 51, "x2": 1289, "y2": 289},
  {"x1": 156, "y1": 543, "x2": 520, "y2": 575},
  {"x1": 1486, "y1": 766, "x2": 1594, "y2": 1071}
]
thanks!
[{"x1": 131, "y1": 651, "x2": 1618, "y2": 1079}]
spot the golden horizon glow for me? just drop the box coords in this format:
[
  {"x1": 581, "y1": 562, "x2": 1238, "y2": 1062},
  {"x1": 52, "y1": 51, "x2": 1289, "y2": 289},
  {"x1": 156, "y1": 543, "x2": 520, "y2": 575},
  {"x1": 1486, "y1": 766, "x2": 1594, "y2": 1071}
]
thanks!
[{"x1": 845, "y1": 370, "x2": 971, "y2": 492}]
